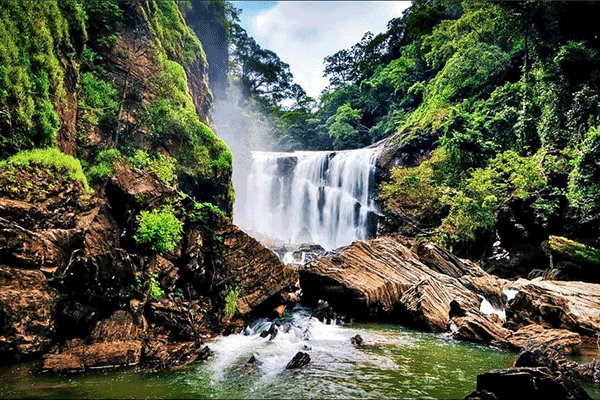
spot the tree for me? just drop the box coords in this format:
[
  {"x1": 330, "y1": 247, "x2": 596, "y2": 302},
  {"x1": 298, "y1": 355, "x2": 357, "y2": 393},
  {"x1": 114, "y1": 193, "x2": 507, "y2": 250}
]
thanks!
[{"x1": 229, "y1": 22, "x2": 305, "y2": 105}]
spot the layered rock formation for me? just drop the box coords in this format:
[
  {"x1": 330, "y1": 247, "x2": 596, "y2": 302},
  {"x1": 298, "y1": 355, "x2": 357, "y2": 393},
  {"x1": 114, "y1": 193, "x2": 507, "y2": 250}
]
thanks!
[
  {"x1": 300, "y1": 235, "x2": 600, "y2": 359},
  {"x1": 0, "y1": 160, "x2": 297, "y2": 371}
]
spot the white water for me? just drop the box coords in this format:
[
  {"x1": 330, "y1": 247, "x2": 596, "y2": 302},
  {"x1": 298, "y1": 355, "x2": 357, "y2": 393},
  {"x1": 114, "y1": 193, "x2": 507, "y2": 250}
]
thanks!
[{"x1": 237, "y1": 148, "x2": 380, "y2": 250}]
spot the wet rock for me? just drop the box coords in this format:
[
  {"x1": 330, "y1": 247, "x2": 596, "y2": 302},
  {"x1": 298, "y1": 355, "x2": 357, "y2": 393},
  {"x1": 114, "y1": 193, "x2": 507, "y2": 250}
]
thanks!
[
  {"x1": 42, "y1": 352, "x2": 85, "y2": 373},
  {"x1": 279, "y1": 291, "x2": 301, "y2": 304},
  {"x1": 285, "y1": 351, "x2": 310, "y2": 369},
  {"x1": 260, "y1": 323, "x2": 279, "y2": 340},
  {"x1": 241, "y1": 355, "x2": 260, "y2": 374},
  {"x1": 90, "y1": 311, "x2": 143, "y2": 343},
  {"x1": 449, "y1": 308, "x2": 510, "y2": 346},
  {"x1": 506, "y1": 324, "x2": 581, "y2": 354},
  {"x1": 312, "y1": 300, "x2": 338, "y2": 325},
  {"x1": 473, "y1": 367, "x2": 590, "y2": 399},
  {"x1": 0, "y1": 266, "x2": 58, "y2": 362},
  {"x1": 209, "y1": 218, "x2": 298, "y2": 314},
  {"x1": 0, "y1": 217, "x2": 84, "y2": 271},
  {"x1": 50, "y1": 249, "x2": 138, "y2": 308},
  {"x1": 350, "y1": 334, "x2": 364, "y2": 345},
  {"x1": 463, "y1": 390, "x2": 498, "y2": 400},
  {"x1": 148, "y1": 297, "x2": 213, "y2": 343}
]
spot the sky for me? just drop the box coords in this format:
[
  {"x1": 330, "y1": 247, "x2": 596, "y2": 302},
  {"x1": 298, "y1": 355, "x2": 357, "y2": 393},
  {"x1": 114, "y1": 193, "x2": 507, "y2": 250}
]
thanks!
[{"x1": 232, "y1": 1, "x2": 412, "y2": 101}]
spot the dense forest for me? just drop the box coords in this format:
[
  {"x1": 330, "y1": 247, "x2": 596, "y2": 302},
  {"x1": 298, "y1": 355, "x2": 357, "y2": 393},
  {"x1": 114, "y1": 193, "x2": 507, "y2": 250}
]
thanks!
[{"x1": 227, "y1": 0, "x2": 600, "y2": 275}]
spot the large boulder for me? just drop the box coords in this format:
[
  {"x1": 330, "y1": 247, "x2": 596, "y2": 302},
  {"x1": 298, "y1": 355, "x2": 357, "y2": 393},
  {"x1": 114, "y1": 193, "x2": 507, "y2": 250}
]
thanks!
[
  {"x1": 505, "y1": 279, "x2": 600, "y2": 335},
  {"x1": 300, "y1": 236, "x2": 485, "y2": 331},
  {"x1": 0, "y1": 266, "x2": 58, "y2": 362}
]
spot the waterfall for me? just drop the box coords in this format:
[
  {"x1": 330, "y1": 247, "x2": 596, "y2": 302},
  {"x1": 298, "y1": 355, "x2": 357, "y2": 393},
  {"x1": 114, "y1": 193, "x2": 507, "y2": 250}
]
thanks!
[{"x1": 236, "y1": 148, "x2": 380, "y2": 250}]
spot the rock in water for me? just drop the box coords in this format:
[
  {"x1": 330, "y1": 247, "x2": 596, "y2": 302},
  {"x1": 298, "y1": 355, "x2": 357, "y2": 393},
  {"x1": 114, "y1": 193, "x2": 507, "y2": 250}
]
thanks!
[
  {"x1": 285, "y1": 352, "x2": 310, "y2": 369},
  {"x1": 350, "y1": 334, "x2": 364, "y2": 345},
  {"x1": 468, "y1": 367, "x2": 591, "y2": 400},
  {"x1": 259, "y1": 323, "x2": 279, "y2": 340},
  {"x1": 241, "y1": 355, "x2": 260, "y2": 374}
]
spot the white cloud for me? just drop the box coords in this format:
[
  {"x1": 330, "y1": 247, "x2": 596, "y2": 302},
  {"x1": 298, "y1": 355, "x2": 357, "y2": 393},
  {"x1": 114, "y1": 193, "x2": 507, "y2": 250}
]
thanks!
[{"x1": 242, "y1": 1, "x2": 411, "y2": 101}]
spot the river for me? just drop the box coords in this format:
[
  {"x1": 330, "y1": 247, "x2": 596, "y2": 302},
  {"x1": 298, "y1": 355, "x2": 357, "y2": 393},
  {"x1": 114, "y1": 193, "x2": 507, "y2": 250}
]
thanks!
[{"x1": 0, "y1": 306, "x2": 518, "y2": 399}]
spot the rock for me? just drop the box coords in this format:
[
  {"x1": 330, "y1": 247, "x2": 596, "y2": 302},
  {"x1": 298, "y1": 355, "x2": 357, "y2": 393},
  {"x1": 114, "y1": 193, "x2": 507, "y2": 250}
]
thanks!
[
  {"x1": 209, "y1": 218, "x2": 298, "y2": 314},
  {"x1": 0, "y1": 217, "x2": 84, "y2": 270},
  {"x1": 300, "y1": 236, "x2": 484, "y2": 332},
  {"x1": 505, "y1": 279, "x2": 600, "y2": 335},
  {"x1": 285, "y1": 351, "x2": 310, "y2": 369},
  {"x1": 272, "y1": 305, "x2": 286, "y2": 318},
  {"x1": 43, "y1": 340, "x2": 143, "y2": 372},
  {"x1": 90, "y1": 311, "x2": 143, "y2": 343},
  {"x1": 241, "y1": 355, "x2": 260, "y2": 374},
  {"x1": 350, "y1": 334, "x2": 364, "y2": 345},
  {"x1": 312, "y1": 300, "x2": 338, "y2": 325},
  {"x1": 42, "y1": 352, "x2": 85, "y2": 373},
  {"x1": 449, "y1": 308, "x2": 511, "y2": 346},
  {"x1": 506, "y1": 324, "x2": 581, "y2": 354},
  {"x1": 260, "y1": 323, "x2": 279, "y2": 340},
  {"x1": 147, "y1": 297, "x2": 213, "y2": 343},
  {"x1": 463, "y1": 390, "x2": 498, "y2": 400},
  {"x1": 0, "y1": 266, "x2": 58, "y2": 361},
  {"x1": 50, "y1": 249, "x2": 138, "y2": 308},
  {"x1": 280, "y1": 291, "x2": 301, "y2": 304},
  {"x1": 474, "y1": 367, "x2": 591, "y2": 399}
]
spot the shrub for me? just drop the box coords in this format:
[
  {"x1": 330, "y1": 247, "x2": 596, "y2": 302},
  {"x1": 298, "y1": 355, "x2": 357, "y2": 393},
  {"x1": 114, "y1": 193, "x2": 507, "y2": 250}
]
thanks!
[
  {"x1": 86, "y1": 148, "x2": 122, "y2": 182},
  {"x1": 130, "y1": 149, "x2": 177, "y2": 186},
  {"x1": 439, "y1": 150, "x2": 546, "y2": 241},
  {"x1": 134, "y1": 205, "x2": 183, "y2": 254},
  {"x1": 379, "y1": 148, "x2": 447, "y2": 221},
  {"x1": 149, "y1": 273, "x2": 165, "y2": 301},
  {"x1": 224, "y1": 286, "x2": 239, "y2": 316}
]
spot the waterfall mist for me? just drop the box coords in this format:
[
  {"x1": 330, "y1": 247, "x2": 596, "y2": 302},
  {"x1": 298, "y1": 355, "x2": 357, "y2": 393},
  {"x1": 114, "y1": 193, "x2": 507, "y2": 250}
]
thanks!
[{"x1": 212, "y1": 83, "x2": 277, "y2": 223}]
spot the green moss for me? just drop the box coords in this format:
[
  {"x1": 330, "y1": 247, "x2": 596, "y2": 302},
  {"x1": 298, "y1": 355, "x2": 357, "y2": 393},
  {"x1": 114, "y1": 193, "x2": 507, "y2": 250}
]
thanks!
[
  {"x1": 2, "y1": 148, "x2": 90, "y2": 191},
  {"x1": 548, "y1": 235, "x2": 600, "y2": 266},
  {"x1": 0, "y1": 2, "x2": 86, "y2": 155}
]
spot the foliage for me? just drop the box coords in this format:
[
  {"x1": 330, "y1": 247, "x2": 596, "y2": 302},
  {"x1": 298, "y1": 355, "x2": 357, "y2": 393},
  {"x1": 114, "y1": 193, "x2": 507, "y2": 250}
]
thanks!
[
  {"x1": 224, "y1": 286, "x2": 239, "y2": 316},
  {"x1": 568, "y1": 126, "x2": 600, "y2": 225},
  {"x1": 0, "y1": 2, "x2": 86, "y2": 156},
  {"x1": 439, "y1": 150, "x2": 546, "y2": 241},
  {"x1": 191, "y1": 201, "x2": 226, "y2": 223},
  {"x1": 2, "y1": 148, "x2": 90, "y2": 191},
  {"x1": 229, "y1": 21, "x2": 305, "y2": 104},
  {"x1": 149, "y1": 273, "x2": 165, "y2": 301},
  {"x1": 379, "y1": 148, "x2": 447, "y2": 221},
  {"x1": 134, "y1": 205, "x2": 183, "y2": 254},
  {"x1": 87, "y1": 148, "x2": 122, "y2": 181},
  {"x1": 130, "y1": 149, "x2": 177, "y2": 186}
]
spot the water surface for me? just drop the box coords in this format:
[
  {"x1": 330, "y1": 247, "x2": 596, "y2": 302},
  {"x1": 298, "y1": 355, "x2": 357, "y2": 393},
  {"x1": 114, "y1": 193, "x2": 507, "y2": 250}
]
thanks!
[{"x1": 0, "y1": 306, "x2": 519, "y2": 399}]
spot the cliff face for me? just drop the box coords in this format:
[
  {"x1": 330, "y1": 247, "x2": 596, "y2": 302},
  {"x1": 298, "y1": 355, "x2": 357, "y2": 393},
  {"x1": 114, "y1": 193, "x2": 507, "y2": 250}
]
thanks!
[
  {"x1": 181, "y1": 0, "x2": 230, "y2": 101},
  {"x1": 0, "y1": 0, "x2": 234, "y2": 214}
]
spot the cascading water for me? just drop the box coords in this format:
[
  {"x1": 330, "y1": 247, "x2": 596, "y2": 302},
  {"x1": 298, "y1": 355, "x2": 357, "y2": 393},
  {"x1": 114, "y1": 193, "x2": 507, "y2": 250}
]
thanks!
[{"x1": 237, "y1": 148, "x2": 380, "y2": 250}]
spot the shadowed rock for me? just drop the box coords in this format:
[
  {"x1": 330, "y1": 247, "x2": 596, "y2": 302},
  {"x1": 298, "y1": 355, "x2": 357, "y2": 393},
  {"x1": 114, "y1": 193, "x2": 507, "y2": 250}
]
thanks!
[{"x1": 286, "y1": 352, "x2": 310, "y2": 369}]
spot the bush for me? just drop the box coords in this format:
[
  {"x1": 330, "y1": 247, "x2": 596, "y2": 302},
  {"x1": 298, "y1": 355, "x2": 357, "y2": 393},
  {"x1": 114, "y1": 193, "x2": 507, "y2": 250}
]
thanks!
[
  {"x1": 134, "y1": 205, "x2": 183, "y2": 254},
  {"x1": 130, "y1": 149, "x2": 177, "y2": 186},
  {"x1": 2, "y1": 148, "x2": 90, "y2": 191},
  {"x1": 568, "y1": 126, "x2": 600, "y2": 225},
  {"x1": 439, "y1": 150, "x2": 546, "y2": 241},
  {"x1": 87, "y1": 148, "x2": 122, "y2": 182},
  {"x1": 224, "y1": 286, "x2": 239, "y2": 316},
  {"x1": 379, "y1": 148, "x2": 447, "y2": 221},
  {"x1": 149, "y1": 273, "x2": 165, "y2": 301}
]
